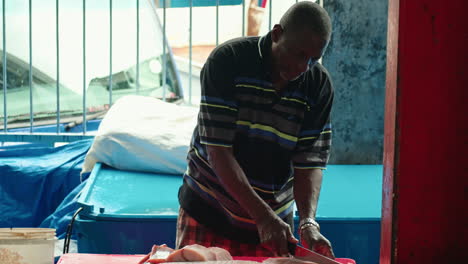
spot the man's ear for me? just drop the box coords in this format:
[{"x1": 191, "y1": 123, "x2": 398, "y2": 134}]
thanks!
[{"x1": 271, "y1": 24, "x2": 283, "y2": 43}]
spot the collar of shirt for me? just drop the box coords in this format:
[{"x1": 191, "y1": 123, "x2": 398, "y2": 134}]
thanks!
[{"x1": 257, "y1": 31, "x2": 306, "y2": 86}]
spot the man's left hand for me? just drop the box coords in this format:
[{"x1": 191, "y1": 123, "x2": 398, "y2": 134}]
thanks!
[{"x1": 300, "y1": 225, "x2": 335, "y2": 259}]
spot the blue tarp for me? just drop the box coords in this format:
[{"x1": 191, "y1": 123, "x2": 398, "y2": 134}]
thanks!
[
  {"x1": 40, "y1": 179, "x2": 88, "y2": 239},
  {"x1": 0, "y1": 139, "x2": 93, "y2": 238}
]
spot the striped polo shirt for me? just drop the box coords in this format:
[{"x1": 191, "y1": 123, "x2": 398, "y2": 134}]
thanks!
[{"x1": 178, "y1": 31, "x2": 334, "y2": 243}]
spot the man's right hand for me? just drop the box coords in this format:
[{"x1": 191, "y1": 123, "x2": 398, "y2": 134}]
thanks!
[
  {"x1": 256, "y1": 212, "x2": 298, "y2": 257},
  {"x1": 206, "y1": 146, "x2": 298, "y2": 256}
]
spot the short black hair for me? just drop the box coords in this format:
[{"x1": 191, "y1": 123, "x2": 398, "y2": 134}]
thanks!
[{"x1": 279, "y1": 2, "x2": 332, "y2": 41}]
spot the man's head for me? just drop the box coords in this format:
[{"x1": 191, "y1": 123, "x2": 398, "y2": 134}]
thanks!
[{"x1": 271, "y1": 2, "x2": 332, "y2": 81}]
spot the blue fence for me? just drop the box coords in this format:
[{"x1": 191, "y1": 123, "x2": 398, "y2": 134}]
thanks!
[{"x1": 1, "y1": 0, "x2": 318, "y2": 144}]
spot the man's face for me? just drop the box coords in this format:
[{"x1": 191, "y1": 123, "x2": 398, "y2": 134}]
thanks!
[{"x1": 271, "y1": 25, "x2": 328, "y2": 81}]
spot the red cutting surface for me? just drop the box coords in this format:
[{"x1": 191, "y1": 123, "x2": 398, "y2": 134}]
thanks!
[{"x1": 57, "y1": 254, "x2": 355, "y2": 264}]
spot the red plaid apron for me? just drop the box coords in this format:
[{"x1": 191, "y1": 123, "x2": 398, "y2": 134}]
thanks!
[{"x1": 175, "y1": 208, "x2": 275, "y2": 257}]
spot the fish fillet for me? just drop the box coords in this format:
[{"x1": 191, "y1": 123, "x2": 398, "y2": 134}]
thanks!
[
  {"x1": 263, "y1": 258, "x2": 318, "y2": 264},
  {"x1": 139, "y1": 244, "x2": 319, "y2": 264},
  {"x1": 140, "y1": 244, "x2": 236, "y2": 264}
]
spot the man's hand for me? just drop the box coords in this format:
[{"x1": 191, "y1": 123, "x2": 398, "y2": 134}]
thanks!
[
  {"x1": 206, "y1": 146, "x2": 297, "y2": 256},
  {"x1": 257, "y1": 213, "x2": 298, "y2": 257},
  {"x1": 300, "y1": 225, "x2": 335, "y2": 259},
  {"x1": 294, "y1": 168, "x2": 334, "y2": 258}
]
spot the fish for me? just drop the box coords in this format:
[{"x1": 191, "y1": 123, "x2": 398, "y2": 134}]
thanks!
[
  {"x1": 139, "y1": 244, "x2": 175, "y2": 264},
  {"x1": 139, "y1": 244, "x2": 237, "y2": 264},
  {"x1": 263, "y1": 258, "x2": 318, "y2": 264},
  {"x1": 138, "y1": 244, "x2": 321, "y2": 264},
  {"x1": 166, "y1": 244, "x2": 232, "y2": 262}
]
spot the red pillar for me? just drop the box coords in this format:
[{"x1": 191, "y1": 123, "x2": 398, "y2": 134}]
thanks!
[{"x1": 381, "y1": 0, "x2": 468, "y2": 264}]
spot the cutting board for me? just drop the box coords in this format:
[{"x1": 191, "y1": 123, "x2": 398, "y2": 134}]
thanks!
[
  {"x1": 56, "y1": 254, "x2": 267, "y2": 264},
  {"x1": 57, "y1": 253, "x2": 355, "y2": 264},
  {"x1": 57, "y1": 253, "x2": 144, "y2": 264}
]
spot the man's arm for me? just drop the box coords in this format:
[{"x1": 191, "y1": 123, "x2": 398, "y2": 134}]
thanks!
[
  {"x1": 294, "y1": 168, "x2": 323, "y2": 220},
  {"x1": 206, "y1": 145, "x2": 297, "y2": 256},
  {"x1": 294, "y1": 168, "x2": 335, "y2": 258}
]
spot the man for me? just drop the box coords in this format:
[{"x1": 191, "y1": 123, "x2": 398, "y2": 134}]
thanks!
[{"x1": 176, "y1": 1, "x2": 335, "y2": 258}]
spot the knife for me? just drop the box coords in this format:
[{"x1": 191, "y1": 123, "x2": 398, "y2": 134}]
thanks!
[{"x1": 288, "y1": 243, "x2": 342, "y2": 264}]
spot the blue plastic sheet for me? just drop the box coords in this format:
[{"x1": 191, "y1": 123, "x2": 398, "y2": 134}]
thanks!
[
  {"x1": 0, "y1": 139, "x2": 93, "y2": 230},
  {"x1": 39, "y1": 177, "x2": 89, "y2": 239}
]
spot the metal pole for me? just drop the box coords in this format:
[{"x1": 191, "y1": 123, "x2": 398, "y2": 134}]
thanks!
[
  {"x1": 29, "y1": 0, "x2": 33, "y2": 132},
  {"x1": 216, "y1": 0, "x2": 219, "y2": 46},
  {"x1": 109, "y1": 0, "x2": 113, "y2": 105},
  {"x1": 189, "y1": 0, "x2": 192, "y2": 104},
  {"x1": 136, "y1": 0, "x2": 140, "y2": 93},
  {"x1": 269, "y1": 0, "x2": 272, "y2": 30},
  {"x1": 162, "y1": 0, "x2": 167, "y2": 100},
  {"x1": 242, "y1": 0, "x2": 245, "y2": 36},
  {"x1": 3, "y1": 0, "x2": 7, "y2": 132},
  {"x1": 82, "y1": 0, "x2": 87, "y2": 133},
  {"x1": 56, "y1": 0, "x2": 60, "y2": 133}
]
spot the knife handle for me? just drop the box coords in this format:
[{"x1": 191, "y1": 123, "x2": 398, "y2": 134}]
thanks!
[{"x1": 287, "y1": 242, "x2": 297, "y2": 255}]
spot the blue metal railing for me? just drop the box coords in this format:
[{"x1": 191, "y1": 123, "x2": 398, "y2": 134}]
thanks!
[{"x1": 0, "y1": 0, "x2": 320, "y2": 145}]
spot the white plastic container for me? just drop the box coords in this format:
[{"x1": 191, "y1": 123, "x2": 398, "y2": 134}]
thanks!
[{"x1": 0, "y1": 228, "x2": 56, "y2": 264}]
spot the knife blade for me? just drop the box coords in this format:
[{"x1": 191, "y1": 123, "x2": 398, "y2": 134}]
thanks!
[{"x1": 288, "y1": 243, "x2": 341, "y2": 264}]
